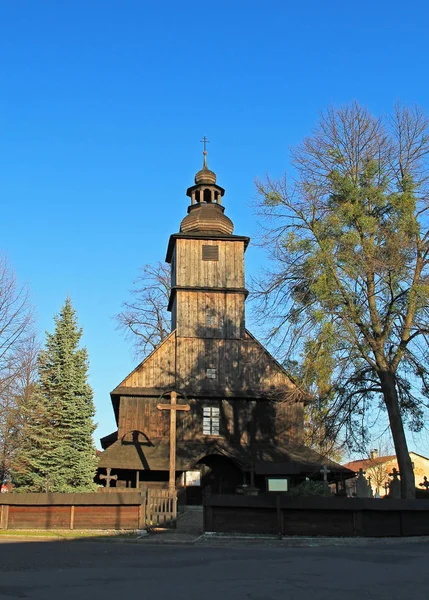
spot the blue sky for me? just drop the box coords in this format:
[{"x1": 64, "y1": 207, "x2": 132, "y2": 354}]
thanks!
[{"x1": 1, "y1": 1, "x2": 429, "y2": 449}]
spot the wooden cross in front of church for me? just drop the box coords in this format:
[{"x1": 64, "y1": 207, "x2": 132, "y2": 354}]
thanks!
[
  {"x1": 157, "y1": 391, "x2": 190, "y2": 493},
  {"x1": 100, "y1": 468, "x2": 118, "y2": 490}
]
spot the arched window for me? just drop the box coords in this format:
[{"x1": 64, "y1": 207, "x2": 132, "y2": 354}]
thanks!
[{"x1": 203, "y1": 188, "x2": 212, "y2": 203}]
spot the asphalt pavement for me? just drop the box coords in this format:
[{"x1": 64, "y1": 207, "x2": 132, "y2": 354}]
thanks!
[{"x1": 0, "y1": 537, "x2": 428, "y2": 600}]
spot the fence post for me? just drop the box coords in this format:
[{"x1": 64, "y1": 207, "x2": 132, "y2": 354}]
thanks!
[
  {"x1": 138, "y1": 488, "x2": 147, "y2": 529},
  {"x1": 172, "y1": 491, "x2": 178, "y2": 529},
  {"x1": 70, "y1": 505, "x2": 75, "y2": 530},
  {"x1": 276, "y1": 494, "x2": 283, "y2": 538},
  {"x1": 353, "y1": 510, "x2": 363, "y2": 536},
  {"x1": 203, "y1": 485, "x2": 212, "y2": 532},
  {"x1": 1, "y1": 505, "x2": 9, "y2": 530}
]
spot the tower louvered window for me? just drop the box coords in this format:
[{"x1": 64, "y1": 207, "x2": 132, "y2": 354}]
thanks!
[{"x1": 202, "y1": 245, "x2": 219, "y2": 261}]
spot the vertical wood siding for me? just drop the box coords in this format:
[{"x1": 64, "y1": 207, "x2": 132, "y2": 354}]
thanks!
[
  {"x1": 174, "y1": 239, "x2": 245, "y2": 288},
  {"x1": 121, "y1": 333, "x2": 176, "y2": 388},
  {"x1": 175, "y1": 338, "x2": 293, "y2": 393},
  {"x1": 120, "y1": 335, "x2": 293, "y2": 397},
  {"x1": 4, "y1": 504, "x2": 140, "y2": 530},
  {"x1": 118, "y1": 397, "x2": 169, "y2": 440},
  {"x1": 118, "y1": 396, "x2": 304, "y2": 447},
  {"x1": 175, "y1": 291, "x2": 245, "y2": 339}
]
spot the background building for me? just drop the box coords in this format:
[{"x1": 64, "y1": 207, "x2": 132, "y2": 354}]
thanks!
[{"x1": 344, "y1": 450, "x2": 429, "y2": 497}]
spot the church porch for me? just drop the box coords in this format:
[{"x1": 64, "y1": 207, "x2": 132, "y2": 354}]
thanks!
[{"x1": 96, "y1": 436, "x2": 354, "y2": 501}]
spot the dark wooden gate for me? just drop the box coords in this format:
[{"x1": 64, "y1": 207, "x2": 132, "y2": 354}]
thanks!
[{"x1": 143, "y1": 488, "x2": 177, "y2": 528}]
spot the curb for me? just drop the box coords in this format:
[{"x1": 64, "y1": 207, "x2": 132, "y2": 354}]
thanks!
[{"x1": 197, "y1": 533, "x2": 429, "y2": 547}]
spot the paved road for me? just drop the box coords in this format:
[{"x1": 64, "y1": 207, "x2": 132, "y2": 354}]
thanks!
[{"x1": 0, "y1": 538, "x2": 428, "y2": 600}]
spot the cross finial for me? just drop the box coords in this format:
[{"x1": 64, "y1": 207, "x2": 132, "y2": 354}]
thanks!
[
  {"x1": 200, "y1": 136, "x2": 209, "y2": 167},
  {"x1": 200, "y1": 135, "x2": 209, "y2": 152}
]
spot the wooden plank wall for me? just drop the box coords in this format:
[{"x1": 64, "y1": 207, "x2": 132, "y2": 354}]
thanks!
[
  {"x1": 117, "y1": 396, "x2": 303, "y2": 446},
  {"x1": 74, "y1": 506, "x2": 139, "y2": 530},
  {"x1": 175, "y1": 338, "x2": 293, "y2": 393},
  {"x1": 8, "y1": 506, "x2": 71, "y2": 530},
  {"x1": 175, "y1": 239, "x2": 245, "y2": 289},
  {"x1": 118, "y1": 396, "x2": 169, "y2": 439},
  {"x1": 0, "y1": 491, "x2": 177, "y2": 531},
  {"x1": 120, "y1": 335, "x2": 292, "y2": 395},
  {"x1": 1, "y1": 501, "x2": 142, "y2": 531},
  {"x1": 175, "y1": 291, "x2": 245, "y2": 339},
  {"x1": 203, "y1": 494, "x2": 429, "y2": 537},
  {"x1": 122, "y1": 334, "x2": 176, "y2": 389},
  {"x1": 275, "y1": 402, "x2": 304, "y2": 446}
]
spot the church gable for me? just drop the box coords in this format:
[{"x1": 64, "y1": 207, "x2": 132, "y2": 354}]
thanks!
[
  {"x1": 116, "y1": 331, "x2": 176, "y2": 391},
  {"x1": 173, "y1": 330, "x2": 297, "y2": 398},
  {"x1": 113, "y1": 329, "x2": 297, "y2": 398},
  {"x1": 242, "y1": 330, "x2": 297, "y2": 395}
]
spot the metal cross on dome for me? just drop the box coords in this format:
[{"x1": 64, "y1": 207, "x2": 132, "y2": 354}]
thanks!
[{"x1": 200, "y1": 136, "x2": 210, "y2": 152}]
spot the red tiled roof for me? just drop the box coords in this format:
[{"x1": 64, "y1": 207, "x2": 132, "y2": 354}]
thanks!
[{"x1": 343, "y1": 455, "x2": 397, "y2": 472}]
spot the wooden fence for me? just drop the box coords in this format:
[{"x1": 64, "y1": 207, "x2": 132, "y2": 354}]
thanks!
[
  {"x1": 0, "y1": 492, "x2": 144, "y2": 530},
  {"x1": 144, "y1": 488, "x2": 177, "y2": 528},
  {"x1": 0, "y1": 489, "x2": 176, "y2": 531},
  {"x1": 204, "y1": 493, "x2": 429, "y2": 537}
]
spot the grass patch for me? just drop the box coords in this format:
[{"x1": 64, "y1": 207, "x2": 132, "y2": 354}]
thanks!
[{"x1": 0, "y1": 529, "x2": 139, "y2": 540}]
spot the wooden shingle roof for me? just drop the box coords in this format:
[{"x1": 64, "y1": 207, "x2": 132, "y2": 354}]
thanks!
[{"x1": 97, "y1": 438, "x2": 353, "y2": 477}]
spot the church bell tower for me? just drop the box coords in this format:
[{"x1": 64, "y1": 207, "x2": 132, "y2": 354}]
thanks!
[{"x1": 166, "y1": 146, "x2": 249, "y2": 351}]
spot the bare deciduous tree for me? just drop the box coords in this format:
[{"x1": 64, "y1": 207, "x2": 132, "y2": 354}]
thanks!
[
  {"x1": 116, "y1": 262, "x2": 171, "y2": 359},
  {"x1": 0, "y1": 336, "x2": 39, "y2": 486},
  {"x1": 0, "y1": 254, "x2": 35, "y2": 485},
  {"x1": 0, "y1": 254, "x2": 33, "y2": 381}
]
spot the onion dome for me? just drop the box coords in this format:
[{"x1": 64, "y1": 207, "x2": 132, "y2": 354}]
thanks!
[
  {"x1": 182, "y1": 139, "x2": 233, "y2": 235},
  {"x1": 180, "y1": 203, "x2": 234, "y2": 235},
  {"x1": 195, "y1": 162, "x2": 217, "y2": 185}
]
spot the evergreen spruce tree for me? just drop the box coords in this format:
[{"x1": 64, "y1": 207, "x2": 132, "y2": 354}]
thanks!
[{"x1": 12, "y1": 298, "x2": 98, "y2": 492}]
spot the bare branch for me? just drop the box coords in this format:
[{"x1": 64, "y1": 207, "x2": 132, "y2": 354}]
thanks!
[{"x1": 116, "y1": 262, "x2": 171, "y2": 359}]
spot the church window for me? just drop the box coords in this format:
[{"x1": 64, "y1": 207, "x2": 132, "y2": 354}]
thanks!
[
  {"x1": 180, "y1": 471, "x2": 201, "y2": 486},
  {"x1": 203, "y1": 188, "x2": 212, "y2": 203},
  {"x1": 206, "y1": 367, "x2": 217, "y2": 379},
  {"x1": 203, "y1": 406, "x2": 220, "y2": 435},
  {"x1": 202, "y1": 245, "x2": 219, "y2": 261}
]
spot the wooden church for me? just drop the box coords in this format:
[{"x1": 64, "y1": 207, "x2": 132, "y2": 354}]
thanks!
[{"x1": 98, "y1": 150, "x2": 349, "y2": 501}]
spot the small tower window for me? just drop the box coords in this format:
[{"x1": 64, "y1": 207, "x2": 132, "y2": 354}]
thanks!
[
  {"x1": 206, "y1": 368, "x2": 217, "y2": 379},
  {"x1": 203, "y1": 406, "x2": 220, "y2": 435},
  {"x1": 202, "y1": 245, "x2": 219, "y2": 261},
  {"x1": 203, "y1": 189, "x2": 212, "y2": 203}
]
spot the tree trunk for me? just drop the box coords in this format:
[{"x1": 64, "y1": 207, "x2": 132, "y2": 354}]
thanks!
[
  {"x1": 0, "y1": 463, "x2": 6, "y2": 488},
  {"x1": 379, "y1": 370, "x2": 415, "y2": 499}
]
